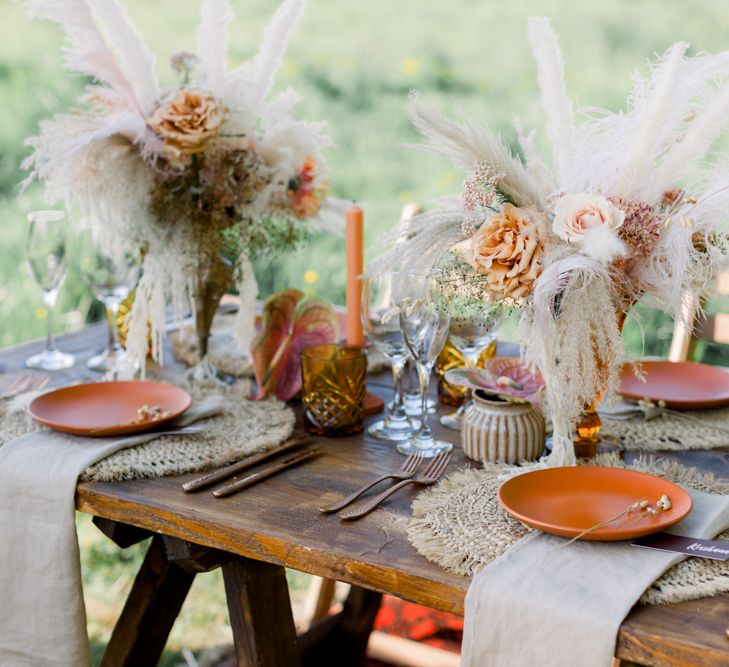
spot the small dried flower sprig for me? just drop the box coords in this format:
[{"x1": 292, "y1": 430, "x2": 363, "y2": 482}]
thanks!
[
  {"x1": 462, "y1": 161, "x2": 505, "y2": 212},
  {"x1": 564, "y1": 494, "x2": 672, "y2": 545},
  {"x1": 134, "y1": 404, "x2": 172, "y2": 423}
]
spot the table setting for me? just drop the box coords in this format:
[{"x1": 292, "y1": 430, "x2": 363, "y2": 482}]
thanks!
[{"x1": 4, "y1": 2, "x2": 729, "y2": 667}]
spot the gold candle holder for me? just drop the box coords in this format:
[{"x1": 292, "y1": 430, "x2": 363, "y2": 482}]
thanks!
[{"x1": 300, "y1": 344, "x2": 367, "y2": 437}]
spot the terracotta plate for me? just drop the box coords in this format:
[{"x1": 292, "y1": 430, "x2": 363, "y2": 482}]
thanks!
[
  {"x1": 498, "y1": 466, "x2": 692, "y2": 541},
  {"x1": 29, "y1": 381, "x2": 191, "y2": 437},
  {"x1": 620, "y1": 360, "x2": 729, "y2": 410}
]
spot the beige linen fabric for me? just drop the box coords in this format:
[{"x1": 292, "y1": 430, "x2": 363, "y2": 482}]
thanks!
[
  {"x1": 461, "y1": 488, "x2": 729, "y2": 667},
  {"x1": 0, "y1": 398, "x2": 223, "y2": 667}
]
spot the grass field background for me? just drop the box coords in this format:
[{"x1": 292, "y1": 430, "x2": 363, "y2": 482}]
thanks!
[
  {"x1": 4, "y1": 0, "x2": 729, "y2": 354},
  {"x1": 4, "y1": 1, "x2": 729, "y2": 662}
]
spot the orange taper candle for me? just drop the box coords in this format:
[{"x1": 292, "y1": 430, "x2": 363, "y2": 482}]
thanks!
[{"x1": 346, "y1": 203, "x2": 365, "y2": 346}]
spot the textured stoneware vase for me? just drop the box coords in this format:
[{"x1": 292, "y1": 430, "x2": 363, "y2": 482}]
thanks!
[{"x1": 461, "y1": 392, "x2": 545, "y2": 464}]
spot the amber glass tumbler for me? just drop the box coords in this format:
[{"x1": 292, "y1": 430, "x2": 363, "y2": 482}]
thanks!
[{"x1": 300, "y1": 344, "x2": 367, "y2": 436}]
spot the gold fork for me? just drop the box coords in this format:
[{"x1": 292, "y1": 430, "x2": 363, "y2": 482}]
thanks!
[
  {"x1": 0, "y1": 372, "x2": 50, "y2": 399},
  {"x1": 339, "y1": 452, "x2": 451, "y2": 520},
  {"x1": 319, "y1": 452, "x2": 424, "y2": 513}
]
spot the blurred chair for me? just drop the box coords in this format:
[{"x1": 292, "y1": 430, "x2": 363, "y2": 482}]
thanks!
[{"x1": 668, "y1": 272, "x2": 729, "y2": 365}]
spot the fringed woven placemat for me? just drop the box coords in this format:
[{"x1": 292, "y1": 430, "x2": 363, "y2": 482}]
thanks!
[
  {"x1": 0, "y1": 385, "x2": 295, "y2": 483},
  {"x1": 603, "y1": 407, "x2": 729, "y2": 451},
  {"x1": 409, "y1": 454, "x2": 729, "y2": 606}
]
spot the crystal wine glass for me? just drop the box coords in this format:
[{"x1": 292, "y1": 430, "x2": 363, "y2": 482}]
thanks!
[
  {"x1": 25, "y1": 210, "x2": 75, "y2": 371},
  {"x1": 440, "y1": 308, "x2": 502, "y2": 430},
  {"x1": 398, "y1": 274, "x2": 453, "y2": 457},
  {"x1": 361, "y1": 273, "x2": 418, "y2": 442},
  {"x1": 82, "y1": 249, "x2": 140, "y2": 373}
]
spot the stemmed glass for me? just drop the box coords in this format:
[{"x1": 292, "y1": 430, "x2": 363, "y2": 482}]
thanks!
[
  {"x1": 361, "y1": 272, "x2": 417, "y2": 442},
  {"x1": 82, "y1": 249, "x2": 139, "y2": 373},
  {"x1": 398, "y1": 273, "x2": 453, "y2": 457},
  {"x1": 25, "y1": 210, "x2": 75, "y2": 371},
  {"x1": 440, "y1": 308, "x2": 502, "y2": 430}
]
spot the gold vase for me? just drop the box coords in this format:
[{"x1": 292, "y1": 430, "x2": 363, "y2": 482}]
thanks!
[{"x1": 436, "y1": 339, "x2": 497, "y2": 406}]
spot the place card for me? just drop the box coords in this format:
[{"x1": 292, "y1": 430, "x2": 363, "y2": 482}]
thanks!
[{"x1": 632, "y1": 533, "x2": 729, "y2": 560}]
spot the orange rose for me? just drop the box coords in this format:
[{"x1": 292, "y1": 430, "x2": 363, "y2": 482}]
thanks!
[
  {"x1": 147, "y1": 89, "x2": 223, "y2": 158},
  {"x1": 471, "y1": 204, "x2": 544, "y2": 301}
]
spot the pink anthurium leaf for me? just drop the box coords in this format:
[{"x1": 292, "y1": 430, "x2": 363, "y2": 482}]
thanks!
[
  {"x1": 445, "y1": 358, "x2": 545, "y2": 407},
  {"x1": 252, "y1": 289, "x2": 340, "y2": 401}
]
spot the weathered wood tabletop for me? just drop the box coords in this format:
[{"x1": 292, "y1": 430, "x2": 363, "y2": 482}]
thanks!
[{"x1": 3, "y1": 325, "x2": 729, "y2": 666}]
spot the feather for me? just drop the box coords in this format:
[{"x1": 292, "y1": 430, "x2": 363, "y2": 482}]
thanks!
[
  {"x1": 513, "y1": 115, "x2": 555, "y2": 195},
  {"x1": 612, "y1": 42, "x2": 688, "y2": 198},
  {"x1": 648, "y1": 79, "x2": 729, "y2": 201},
  {"x1": 527, "y1": 16, "x2": 574, "y2": 187},
  {"x1": 24, "y1": 0, "x2": 138, "y2": 111},
  {"x1": 408, "y1": 93, "x2": 544, "y2": 208},
  {"x1": 580, "y1": 225, "x2": 628, "y2": 265},
  {"x1": 196, "y1": 0, "x2": 232, "y2": 95},
  {"x1": 225, "y1": 0, "x2": 305, "y2": 110},
  {"x1": 88, "y1": 0, "x2": 160, "y2": 115}
]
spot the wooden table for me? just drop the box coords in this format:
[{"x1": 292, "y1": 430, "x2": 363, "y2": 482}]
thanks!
[{"x1": 3, "y1": 326, "x2": 729, "y2": 666}]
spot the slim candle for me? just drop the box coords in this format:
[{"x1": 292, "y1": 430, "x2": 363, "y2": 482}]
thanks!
[{"x1": 346, "y1": 203, "x2": 365, "y2": 347}]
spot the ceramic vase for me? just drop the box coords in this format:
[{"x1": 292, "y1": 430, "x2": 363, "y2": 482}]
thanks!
[{"x1": 461, "y1": 391, "x2": 545, "y2": 464}]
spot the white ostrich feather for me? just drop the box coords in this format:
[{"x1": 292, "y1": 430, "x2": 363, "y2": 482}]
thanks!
[
  {"x1": 611, "y1": 41, "x2": 688, "y2": 198},
  {"x1": 24, "y1": 0, "x2": 138, "y2": 111},
  {"x1": 407, "y1": 93, "x2": 544, "y2": 208},
  {"x1": 196, "y1": 0, "x2": 232, "y2": 96},
  {"x1": 88, "y1": 0, "x2": 160, "y2": 115},
  {"x1": 225, "y1": 0, "x2": 305, "y2": 111},
  {"x1": 527, "y1": 17, "x2": 574, "y2": 187},
  {"x1": 648, "y1": 79, "x2": 729, "y2": 202}
]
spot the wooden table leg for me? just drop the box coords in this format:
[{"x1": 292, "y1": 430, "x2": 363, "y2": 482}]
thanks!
[
  {"x1": 222, "y1": 556, "x2": 303, "y2": 667},
  {"x1": 299, "y1": 585, "x2": 383, "y2": 667},
  {"x1": 99, "y1": 535, "x2": 195, "y2": 667}
]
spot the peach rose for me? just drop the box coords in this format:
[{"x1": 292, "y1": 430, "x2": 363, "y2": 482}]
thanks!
[
  {"x1": 552, "y1": 193, "x2": 625, "y2": 244},
  {"x1": 147, "y1": 89, "x2": 223, "y2": 158},
  {"x1": 471, "y1": 204, "x2": 544, "y2": 301}
]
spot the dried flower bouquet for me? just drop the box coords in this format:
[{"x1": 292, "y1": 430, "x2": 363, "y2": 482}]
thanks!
[
  {"x1": 23, "y1": 0, "x2": 335, "y2": 377},
  {"x1": 372, "y1": 17, "x2": 729, "y2": 466}
]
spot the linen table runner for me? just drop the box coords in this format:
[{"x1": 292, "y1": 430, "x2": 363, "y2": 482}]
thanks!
[
  {"x1": 0, "y1": 396, "x2": 223, "y2": 667},
  {"x1": 461, "y1": 487, "x2": 729, "y2": 667}
]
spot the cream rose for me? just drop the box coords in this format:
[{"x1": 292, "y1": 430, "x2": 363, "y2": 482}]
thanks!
[
  {"x1": 147, "y1": 89, "x2": 224, "y2": 157},
  {"x1": 552, "y1": 193, "x2": 625, "y2": 244},
  {"x1": 469, "y1": 204, "x2": 544, "y2": 301}
]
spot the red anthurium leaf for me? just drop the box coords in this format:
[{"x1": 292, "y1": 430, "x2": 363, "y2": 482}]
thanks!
[{"x1": 251, "y1": 289, "x2": 340, "y2": 401}]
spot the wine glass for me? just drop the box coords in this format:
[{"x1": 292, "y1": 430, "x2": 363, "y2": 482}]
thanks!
[
  {"x1": 361, "y1": 273, "x2": 418, "y2": 442},
  {"x1": 440, "y1": 308, "x2": 502, "y2": 430},
  {"x1": 24, "y1": 210, "x2": 75, "y2": 371},
  {"x1": 82, "y1": 249, "x2": 139, "y2": 373},
  {"x1": 398, "y1": 274, "x2": 453, "y2": 457}
]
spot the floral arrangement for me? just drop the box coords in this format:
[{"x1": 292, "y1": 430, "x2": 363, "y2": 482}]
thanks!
[
  {"x1": 372, "y1": 17, "x2": 729, "y2": 466},
  {"x1": 22, "y1": 0, "x2": 334, "y2": 375}
]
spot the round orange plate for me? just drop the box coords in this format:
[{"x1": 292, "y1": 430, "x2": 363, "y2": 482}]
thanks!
[
  {"x1": 498, "y1": 466, "x2": 692, "y2": 541},
  {"x1": 29, "y1": 381, "x2": 191, "y2": 437},
  {"x1": 620, "y1": 360, "x2": 729, "y2": 410}
]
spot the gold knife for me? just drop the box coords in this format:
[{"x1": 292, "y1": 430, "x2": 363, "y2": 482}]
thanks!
[
  {"x1": 212, "y1": 448, "x2": 320, "y2": 498},
  {"x1": 181, "y1": 436, "x2": 312, "y2": 492}
]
